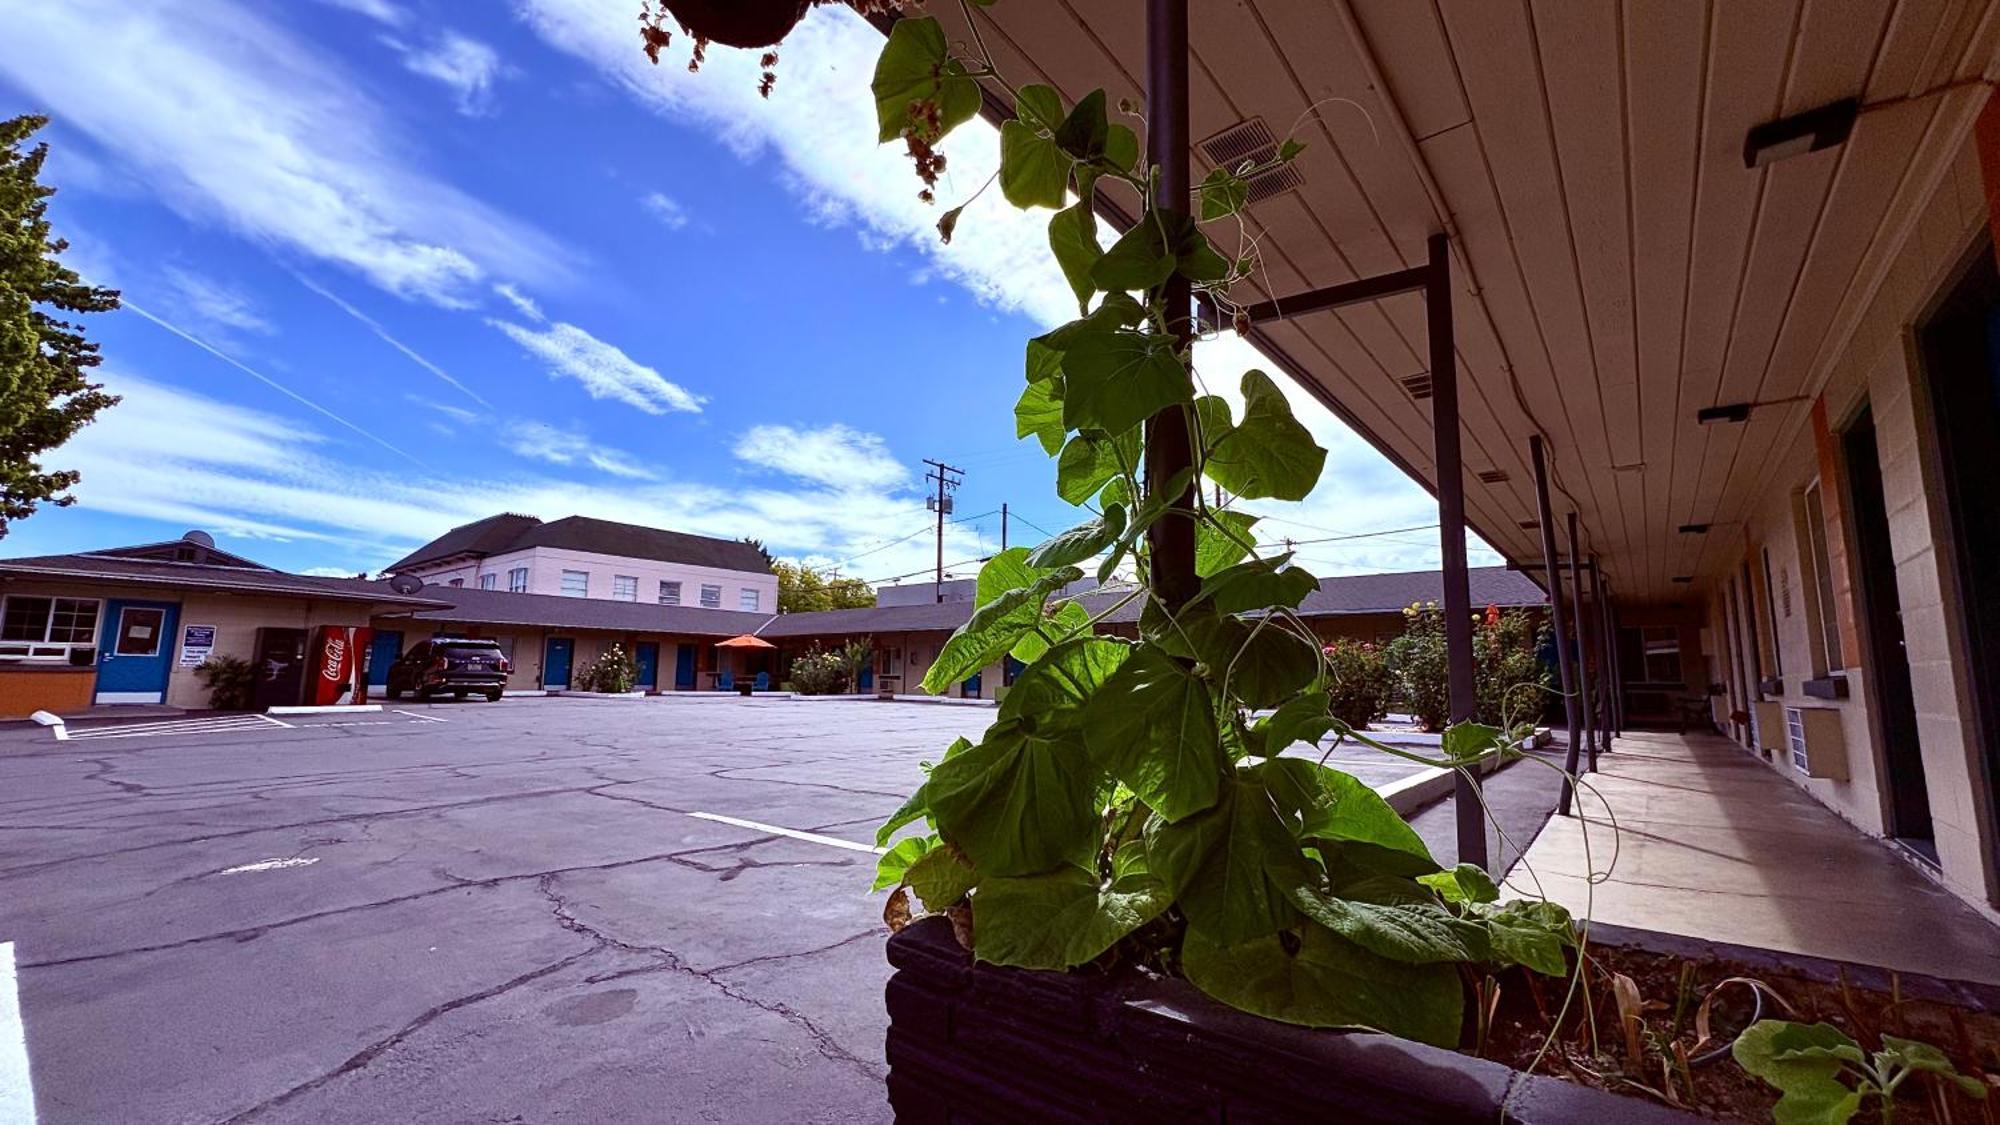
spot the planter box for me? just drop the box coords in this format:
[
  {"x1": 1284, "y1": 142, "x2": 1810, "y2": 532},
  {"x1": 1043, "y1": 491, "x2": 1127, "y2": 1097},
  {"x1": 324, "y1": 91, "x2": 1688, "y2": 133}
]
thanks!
[{"x1": 884, "y1": 916, "x2": 1696, "y2": 1124}]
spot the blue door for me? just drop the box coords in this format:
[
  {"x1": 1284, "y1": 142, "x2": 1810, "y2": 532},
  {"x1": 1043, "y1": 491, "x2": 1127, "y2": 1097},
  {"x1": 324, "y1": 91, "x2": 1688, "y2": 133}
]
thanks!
[
  {"x1": 963, "y1": 671, "x2": 982, "y2": 698},
  {"x1": 367, "y1": 630, "x2": 403, "y2": 688},
  {"x1": 674, "y1": 645, "x2": 696, "y2": 690},
  {"x1": 97, "y1": 599, "x2": 180, "y2": 704},
  {"x1": 859, "y1": 663, "x2": 873, "y2": 691},
  {"x1": 544, "y1": 637, "x2": 574, "y2": 689},
  {"x1": 634, "y1": 642, "x2": 660, "y2": 690}
]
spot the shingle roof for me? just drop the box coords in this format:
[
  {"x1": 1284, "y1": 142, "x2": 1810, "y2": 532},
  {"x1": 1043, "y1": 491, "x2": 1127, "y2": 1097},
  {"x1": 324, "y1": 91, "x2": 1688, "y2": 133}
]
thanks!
[
  {"x1": 0, "y1": 553, "x2": 447, "y2": 607},
  {"x1": 394, "y1": 584, "x2": 771, "y2": 637},
  {"x1": 384, "y1": 513, "x2": 771, "y2": 576}
]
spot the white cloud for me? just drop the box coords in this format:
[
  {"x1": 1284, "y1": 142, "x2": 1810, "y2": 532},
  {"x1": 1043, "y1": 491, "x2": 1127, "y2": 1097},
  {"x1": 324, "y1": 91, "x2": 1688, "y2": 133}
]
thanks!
[
  {"x1": 392, "y1": 30, "x2": 504, "y2": 116},
  {"x1": 294, "y1": 274, "x2": 490, "y2": 406},
  {"x1": 502, "y1": 421, "x2": 657, "y2": 480},
  {"x1": 733, "y1": 423, "x2": 909, "y2": 493},
  {"x1": 492, "y1": 282, "x2": 544, "y2": 322},
  {"x1": 488, "y1": 318, "x2": 703, "y2": 414},
  {"x1": 404, "y1": 394, "x2": 484, "y2": 426},
  {"x1": 0, "y1": 0, "x2": 567, "y2": 306},
  {"x1": 158, "y1": 266, "x2": 274, "y2": 337},
  {"x1": 59, "y1": 369, "x2": 978, "y2": 579},
  {"x1": 300, "y1": 565, "x2": 362, "y2": 577},
  {"x1": 640, "y1": 191, "x2": 690, "y2": 230},
  {"x1": 314, "y1": 0, "x2": 405, "y2": 27}
]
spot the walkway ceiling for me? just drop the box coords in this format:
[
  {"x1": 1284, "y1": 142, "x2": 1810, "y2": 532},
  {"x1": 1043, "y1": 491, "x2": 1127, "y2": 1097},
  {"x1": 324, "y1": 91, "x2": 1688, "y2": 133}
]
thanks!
[{"x1": 931, "y1": 0, "x2": 2000, "y2": 604}]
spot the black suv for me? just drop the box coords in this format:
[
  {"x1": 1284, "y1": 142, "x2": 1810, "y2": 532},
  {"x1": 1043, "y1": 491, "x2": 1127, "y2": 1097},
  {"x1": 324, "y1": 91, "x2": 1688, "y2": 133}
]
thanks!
[{"x1": 385, "y1": 637, "x2": 510, "y2": 702}]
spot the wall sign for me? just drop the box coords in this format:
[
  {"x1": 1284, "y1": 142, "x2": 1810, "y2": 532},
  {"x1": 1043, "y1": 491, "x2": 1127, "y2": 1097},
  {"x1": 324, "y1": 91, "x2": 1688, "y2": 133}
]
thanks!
[{"x1": 179, "y1": 624, "x2": 217, "y2": 667}]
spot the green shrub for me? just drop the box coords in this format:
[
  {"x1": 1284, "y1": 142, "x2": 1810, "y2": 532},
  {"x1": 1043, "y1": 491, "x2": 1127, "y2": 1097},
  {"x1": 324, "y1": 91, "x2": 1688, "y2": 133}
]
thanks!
[
  {"x1": 790, "y1": 647, "x2": 854, "y2": 695},
  {"x1": 576, "y1": 645, "x2": 636, "y2": 693},
  {"x1": 1386, "y1": 602, "x2": 1451, "y2": 731},
  {"x1": 1387, "y1": 602, "x2": 1553, "y2": 731},
  {"x1": 1321, "y1": 639, "x2": 1390, "y2": 729},
  {"x1": 195, "y1": 655, "x2": 258, "y2": 711}
]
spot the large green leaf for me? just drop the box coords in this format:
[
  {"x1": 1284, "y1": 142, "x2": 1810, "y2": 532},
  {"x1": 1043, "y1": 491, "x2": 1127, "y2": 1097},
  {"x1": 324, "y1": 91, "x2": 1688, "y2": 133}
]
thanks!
[
  {"x1": 1193, "y1": 394, "x2": 1234, "y2": 448},
  {"x1": 873, "y1": 835, "x2": 932, "y2": 892},
  {"x1": 1048, "y1": 203, "x2": 1103, "y2": 314},
  {"x1": 1082, "y1": 646, "x2": 1224, "y2": 821},
  {"x1": 1102, "y1": 123, "x2": 1138, "y2": 173},
  {"x1": 1014, "y1": 83, "x2": 1063, "y2": 132},
  {"x1": 1038, "y1": 292, "x2": 1145, "y2": 351},
  {"x1": 1027, "y1": 505, "x2": 1126, "y2": 569},
  {"x1": 1206, "y1": 370, "x2": 1327, "y2": 501},
  {"x1": 1061, "y1": 332, "x2": 1191, "y2": 435},
  {"x1": 1090, "y1": 221, "x2": 1177, "y2": 292},
  {"x1": 871, "y1": 17, "x2": 980, "y2": 143},
  {"x1": 927, "y1": 726, "x2": 1100, "y2": 877},
  {"x1": 1184, "y1": 613, "x2": 1318, "y2": 708},
  {"x1": 1477, "y1": 899, "x2": 1573, "y2": 976},
  {"x1": 1025, "y1": 337, "x2": 1063, "y2": 382},
  {"x1": 1051, "y1": 89, "x2": 1109, "y2": 160},
  {"x1": 905, "y1": 843, "x2": 977, "y2": 912},
  {"x1": 1195, "y1": 509, "x2": 1258, "y2": 577},
  {"x1": 1054, "y1": 432, "x2": 1126, "y2": 504},
  {"x1": 972, "y1": 864, "x2": 1169, "y2": 969},
  {"x1": 1000, "y1": 119, "x2": 1069, "y2": 210},
  {"x1": 976, "y1": 548, "x2": 1041, "y2": 604},
  {"x1": 1290, "y1": 887, "x2": 1488, "y2": 965},
  {"x1": 1253, "y1": 693, "x2": 1337, "y2": 756},
  {"x1": 1732, "y1": 1022, "x2": 1865, "y2": 1125},
  {"x1": 999, "y1": 636, "x2": 1128, "y2": 735},
  {"x1": 1194, "y1": 555, "x2": 1318, "y2": 615},
  {"x1": 1181, "y1": 924, "x2": 1464, "y2": 1047},
  {"x1": 1010, "y1": 600, "x2": 1091, "y2": 664},
  {"x1": 874, "y1": 769, "x2": 939, "y2": 847},
  {"x1": 1198, "y1": 166, "x2": 1249, "y2": 220},
  {"x1": 1145, "y1": 777, "x2": 1315, "y2": 943},
  {"x1": 1014, "y1": 378, "x2": 1065, "y2": 455},
  {"x1": 1418, "y1": 862, "x2": 1498, "y2": 905},
  {"x1": 1258, "y1": 757, "x2": 1438, "y2": 876},
  {"x1": 922, "y1": 562, "x2": 1081, "y2": 694}
]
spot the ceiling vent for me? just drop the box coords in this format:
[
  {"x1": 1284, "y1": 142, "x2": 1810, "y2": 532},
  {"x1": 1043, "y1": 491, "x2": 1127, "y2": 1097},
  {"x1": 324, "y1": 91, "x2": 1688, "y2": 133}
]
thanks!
[
  {"x1": 1398, "y1": 372, "x2": 1434, "y2": 400},
  {"x1": 1196, "y1": 118, "x2": 1306, "y2": 206},
  {"x1": 1475, "y1": 469, "x2": 1511, "y2": 485}
]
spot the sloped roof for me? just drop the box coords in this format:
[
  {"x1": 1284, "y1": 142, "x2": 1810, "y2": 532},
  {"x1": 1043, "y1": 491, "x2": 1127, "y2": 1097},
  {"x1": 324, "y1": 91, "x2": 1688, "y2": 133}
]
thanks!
[
  {"x1": 394, "y1": 584, "x2": 771, "y2": 637},
  {"x1": 385, "y1": 514, "x2": 771, "y2": 576},
  {"x1": 0, "y1": 552, "x2": 445, "y2": 607}
]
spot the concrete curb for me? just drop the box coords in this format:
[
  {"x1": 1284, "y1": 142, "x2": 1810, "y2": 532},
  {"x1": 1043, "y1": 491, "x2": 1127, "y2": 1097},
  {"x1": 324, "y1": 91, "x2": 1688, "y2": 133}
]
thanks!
[
  {"x1": 503, "y1": 690, "x2": 549, "y2": 697},
  {"x1": 556, "y1": 691, "x2": 648, "y2": 699},
  {"x1": 1376, "y1": 767, "x2": 1455, "y2": 814},
  {"x1": 267, "y1": 704, "x2": 383, "y2": 716},
  {"x1": 29, "y1": 711, "x2": 67, "y2": 741},
  {"x1": 647, "y1": 692, "x2": 800, "y2": 701}
]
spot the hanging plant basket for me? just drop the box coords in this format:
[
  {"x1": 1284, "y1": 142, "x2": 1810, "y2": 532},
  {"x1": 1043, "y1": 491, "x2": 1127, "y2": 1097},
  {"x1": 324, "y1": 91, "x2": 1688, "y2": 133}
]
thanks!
[{"x1": 657, "y1": 0, "x2": 811, "y2": 49}]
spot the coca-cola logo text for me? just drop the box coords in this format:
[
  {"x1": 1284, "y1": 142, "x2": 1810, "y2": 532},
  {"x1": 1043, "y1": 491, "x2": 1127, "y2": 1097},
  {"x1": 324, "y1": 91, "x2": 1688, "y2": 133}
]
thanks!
[{"x1": 322, "y1": 637, "x2": 347, "y2": 682}]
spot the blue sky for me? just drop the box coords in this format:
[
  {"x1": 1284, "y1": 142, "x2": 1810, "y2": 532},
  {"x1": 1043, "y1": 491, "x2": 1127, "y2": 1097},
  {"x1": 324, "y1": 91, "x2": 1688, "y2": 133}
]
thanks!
[{"x1": 0, "y1": 0, "x2": 1494, "y2": 587}]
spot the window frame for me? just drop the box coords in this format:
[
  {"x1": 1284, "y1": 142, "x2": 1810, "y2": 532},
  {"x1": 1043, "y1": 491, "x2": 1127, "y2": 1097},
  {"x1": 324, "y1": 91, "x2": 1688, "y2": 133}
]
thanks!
[
  {"x1": 612, "y1": 575, "x2": 639, "y2": 602},
  {"x1": 560, "y1": 570, "x2": 589, "y2": 598},
  {"x1": 507, "y1": 567, "x2": 529, "y2": 593},
  {"x1": 698, "y1": 584, "x2": 722, "y2": 609},
  {"x1": 659, "y1": 580, "x2": 681, "y2": 606},
  {"x1": 0, "y1": 595, "x2": 103, "y2": 660},
  {"x1": 1799, "y1": 480, "x2": 1845, "y2": 676},
  {"x1": 477, "y1": 572, "x2": 498, "y2": 590},
  {"x1": 738, "y1": 588, "x2": 759, "y2": 612}
]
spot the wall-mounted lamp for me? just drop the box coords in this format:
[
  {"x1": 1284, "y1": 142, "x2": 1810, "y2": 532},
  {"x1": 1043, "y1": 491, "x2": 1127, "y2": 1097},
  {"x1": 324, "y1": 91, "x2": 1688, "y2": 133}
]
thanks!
[
  {"x1": 1671, "y1": 576, "x2": 1695, "y2": 584},
  {"x1": 1743, "y1": 98, "x2": 1859, "y2": 168},
  {"x1": 1697, "y1": 403, "x2": 1753, "y2": 424},
  {"x1": 1678, "y1": 523, "x2": 1710, "y2": 534}
]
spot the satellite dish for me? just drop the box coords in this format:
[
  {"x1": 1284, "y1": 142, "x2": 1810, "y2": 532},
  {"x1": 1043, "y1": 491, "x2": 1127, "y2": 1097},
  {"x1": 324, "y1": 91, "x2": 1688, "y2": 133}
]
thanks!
[
  {"x1": 183, "y1": 530, "x2": 215, "y2": 547},
  {"x1": 388, "y1": 573, "x2": 425, "y2": 595}
]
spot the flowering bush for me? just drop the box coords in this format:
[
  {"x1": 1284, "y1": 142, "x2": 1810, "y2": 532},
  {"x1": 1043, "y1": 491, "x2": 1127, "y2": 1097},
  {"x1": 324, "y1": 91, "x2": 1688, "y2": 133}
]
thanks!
[
  {"x1": 1321, "y1": 639, "x2": 1391, "y2": 729},
  {"x1": 1386, "y1": 602, "x2": 1452, "y2": 731},
  {"x1": 1387, "y1": 602, "x2": 1553, "y2": 731},
  {"x1": 577, "y1": 644, "x2": 637, "y2": 693}
]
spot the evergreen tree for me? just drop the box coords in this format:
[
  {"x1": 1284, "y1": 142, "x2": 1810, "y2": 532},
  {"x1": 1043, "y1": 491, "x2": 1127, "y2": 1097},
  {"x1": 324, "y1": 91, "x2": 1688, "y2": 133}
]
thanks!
[{"x1": 0, "y1": 115, "x2": 119, "y2": 536}]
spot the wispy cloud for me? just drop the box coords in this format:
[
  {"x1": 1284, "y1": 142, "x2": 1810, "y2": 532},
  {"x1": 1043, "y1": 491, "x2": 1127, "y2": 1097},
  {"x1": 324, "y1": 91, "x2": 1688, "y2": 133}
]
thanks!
[
  {"x1": 404, "y1": 394, "x2": 484, "y2": 427},
  {"x1": 487, "y1": 317, "x2": 703, "y2": 415},
  {"x1": 503, "y1": 421, "x2": 657, "y2": 480},
  {"x1": 492, "y1": 282, "x2": 544, "y2": 322},
  {"x1": 314, "y1": 0, "x2": 405, "y2": 27},
  {"x1": 294, "y1": 275, "x2": 490, "y2": 407},
  {"x1": 640, "y1": 191, "x2": 690, "y2": 230},
  {"x1": 0, "y1": 0, "x2": 567, "y2": 306},
  {"x1": 158, "y1": 266, "x2": 274, "y2": 337},
  {"x1": 734, "y1": 423, "x2": 908, "y2": 493},
  {"x1": 390, "y1": 30, "x2": 504, "y2": 116}
]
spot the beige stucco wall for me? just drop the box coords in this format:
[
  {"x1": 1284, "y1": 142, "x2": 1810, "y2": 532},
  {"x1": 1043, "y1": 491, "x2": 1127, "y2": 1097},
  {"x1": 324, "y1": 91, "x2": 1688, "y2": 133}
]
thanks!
[
  {"x1": 410, "y1": 546, "x2": 777, "y2": 613},
  {"x1": 1731, "y1": 130, "x2": 1998, "y2": 919}
]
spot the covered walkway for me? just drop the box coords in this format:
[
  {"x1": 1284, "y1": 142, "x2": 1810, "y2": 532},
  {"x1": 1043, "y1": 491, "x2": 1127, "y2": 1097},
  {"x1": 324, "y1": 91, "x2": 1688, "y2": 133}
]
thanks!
[{"x1": 1508, "y1": 731, "x2": 2000, "y2": 986}]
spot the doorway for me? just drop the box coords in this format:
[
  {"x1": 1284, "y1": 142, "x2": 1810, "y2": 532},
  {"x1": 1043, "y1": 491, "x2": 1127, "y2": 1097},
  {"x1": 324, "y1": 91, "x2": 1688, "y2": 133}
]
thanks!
[
  {"x1": 1844, "y1": 406, "x2": 1932, "y2": 854},
  {"x1": 1918, "y1": 239, "x2": 2000, "y2": 893},
  {"x1": 634, "y1": 642, "x2": 660, "y2": 691},
  {"x1": 95, "y1": 599, "x2": 180, "y2": 704},
  {"x1": 543, "y1": 637, "x2": 574, "y2": 690}
]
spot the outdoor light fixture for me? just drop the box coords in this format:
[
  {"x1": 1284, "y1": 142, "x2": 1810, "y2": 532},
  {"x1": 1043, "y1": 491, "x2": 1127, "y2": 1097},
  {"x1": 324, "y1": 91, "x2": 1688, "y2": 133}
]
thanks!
[
  {"x1": 1672, "y1": 576, "x2": 1695, "y2": 584},
  {"x1": 1697, "y1": 403, "x2": 1754, "y2": 424},
  {"x1": 1743, "y1": 97, "x2": 1859, "y2": 168},
  {"x1": 1679, "y1": 523, "x2": 1710, "y2": 534}
]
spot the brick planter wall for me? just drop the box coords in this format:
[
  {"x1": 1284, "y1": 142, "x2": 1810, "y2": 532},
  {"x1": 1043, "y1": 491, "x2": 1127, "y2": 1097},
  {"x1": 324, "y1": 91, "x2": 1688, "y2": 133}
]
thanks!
[{"x1": 883, "y1": 916, "x2": 1697, "y2": 1124}]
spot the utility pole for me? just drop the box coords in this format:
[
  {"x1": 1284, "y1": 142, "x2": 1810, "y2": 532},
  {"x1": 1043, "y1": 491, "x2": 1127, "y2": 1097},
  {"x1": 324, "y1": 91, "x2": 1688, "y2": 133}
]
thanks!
[
  {"x1": 924, "y1": 458, "x2": 963, "y2": 604},
  {"x1": 1000, "y1": 502, "x2": 1009, "y2": 551}
]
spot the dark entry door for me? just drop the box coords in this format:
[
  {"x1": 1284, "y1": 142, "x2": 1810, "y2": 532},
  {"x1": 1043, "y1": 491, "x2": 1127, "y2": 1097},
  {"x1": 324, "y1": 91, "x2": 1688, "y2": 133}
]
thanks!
[
  {"x1": 634, "y1": 642, "x2": 660, "y2": 690},
  {"x1": 544, "y1": 637, "x2": 574, "y2": 690},
  {"x1": 1844, "y1": 406, "x2": 1931, "y2": 849},
  {"x1": 252, "y1": 627, "x2": 307, "y2": 710}
]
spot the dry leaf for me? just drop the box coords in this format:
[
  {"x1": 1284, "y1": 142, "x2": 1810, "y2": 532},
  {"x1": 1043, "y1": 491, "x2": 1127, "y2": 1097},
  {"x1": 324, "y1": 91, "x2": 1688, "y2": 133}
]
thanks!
[
  {"x1": 882, "y1": 885, "x2": 912, "y2": 933},
  {"x1": 947, "y1": 901, "x2": 975, "y2": 951},
  {"x1": 1610, "y1": 971, "x2": 1645, "y2": 1068}
]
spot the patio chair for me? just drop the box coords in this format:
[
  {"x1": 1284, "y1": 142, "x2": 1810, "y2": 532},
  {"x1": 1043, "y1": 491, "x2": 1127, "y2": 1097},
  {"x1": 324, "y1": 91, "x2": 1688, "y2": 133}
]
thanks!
[
  {"x1": 717, "y1": 670, "x2": 734, "y2": 692},
  {"x1": 754, "y1": 671, "x2": 770, "y2": 692}
]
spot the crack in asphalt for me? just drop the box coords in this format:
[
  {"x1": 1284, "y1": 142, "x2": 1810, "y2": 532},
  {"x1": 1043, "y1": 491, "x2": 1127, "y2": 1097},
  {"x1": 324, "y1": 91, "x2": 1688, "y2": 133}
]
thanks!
[{"x1": 80, "y1": 758, "x2": 147, "y2": 796}]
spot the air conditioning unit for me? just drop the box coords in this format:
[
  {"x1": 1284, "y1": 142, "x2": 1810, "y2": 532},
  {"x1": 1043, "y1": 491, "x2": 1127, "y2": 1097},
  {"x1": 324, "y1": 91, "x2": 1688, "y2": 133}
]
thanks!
[{"x1": 1783, "y1": 705, "x2": 1848, "y2": 780}]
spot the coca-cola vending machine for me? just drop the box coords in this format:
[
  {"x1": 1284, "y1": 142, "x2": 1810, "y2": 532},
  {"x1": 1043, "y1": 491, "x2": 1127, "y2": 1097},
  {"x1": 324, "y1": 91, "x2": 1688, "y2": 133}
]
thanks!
[{"x1": 308, "y1": 625, "x2": 372, "y2": 706}]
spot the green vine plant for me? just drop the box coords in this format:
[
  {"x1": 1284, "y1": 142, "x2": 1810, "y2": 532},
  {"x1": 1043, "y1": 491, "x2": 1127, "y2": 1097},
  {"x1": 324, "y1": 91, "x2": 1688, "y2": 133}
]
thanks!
[
  {"x1": 1732, "y1": 1021, "x2": 1989, "y2": 1123},
  {"x1": 855, "y1": 2, "x2": 1592, "y2": 1049}
]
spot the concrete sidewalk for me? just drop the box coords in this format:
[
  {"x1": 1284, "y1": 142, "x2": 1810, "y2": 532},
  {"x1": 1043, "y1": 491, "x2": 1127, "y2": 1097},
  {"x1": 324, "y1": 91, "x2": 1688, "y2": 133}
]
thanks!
[{"x1": 1507, "y1": 730, "x2": 2000, "y2": 986}]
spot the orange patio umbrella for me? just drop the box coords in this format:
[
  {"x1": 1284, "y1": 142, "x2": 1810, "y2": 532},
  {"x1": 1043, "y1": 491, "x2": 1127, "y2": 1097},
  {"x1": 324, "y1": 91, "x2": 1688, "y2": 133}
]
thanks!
[{"x1": 714, "y1": 634, "x2": 776, "y2": 651}]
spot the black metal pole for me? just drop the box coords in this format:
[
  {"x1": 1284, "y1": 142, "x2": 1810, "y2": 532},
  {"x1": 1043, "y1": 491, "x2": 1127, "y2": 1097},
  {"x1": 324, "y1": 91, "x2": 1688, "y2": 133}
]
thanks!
[
  {"x1": 1533, "y1": 438, "x2": 1583, "y2": 816},
  {"x1": 1145, "y1": 0, "x2": 1197, "y2": 611},
  {"x1": 1607, "y1": 592, "x2": 1625, "y2": 735},
  {"x1": 1567, "y1": 512, "x2": 1595, "y2": 778},
  {"x1": 1590, "y1": 559, "x2": 1613, "y2": 767},
  {"x1": 1428, "y1": 233, "x2": 1486, "y2": 870}
]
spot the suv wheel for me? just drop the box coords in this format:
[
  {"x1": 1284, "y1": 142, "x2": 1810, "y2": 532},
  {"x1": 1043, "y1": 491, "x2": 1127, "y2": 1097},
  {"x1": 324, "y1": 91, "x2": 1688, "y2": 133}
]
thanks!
[
  {"x1": 485, "y1": 689, "x2": 503, "y2": 702},
  {"x1": 414, "y1": 686, "x2": 432, "y2": 702}
]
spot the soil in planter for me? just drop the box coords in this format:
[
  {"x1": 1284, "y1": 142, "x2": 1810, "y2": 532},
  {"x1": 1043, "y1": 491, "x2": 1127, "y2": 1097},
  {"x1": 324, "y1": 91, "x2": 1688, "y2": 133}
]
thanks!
[{"x1": 1474, "y1": 943, "x2": 2000, "y2": 1122}]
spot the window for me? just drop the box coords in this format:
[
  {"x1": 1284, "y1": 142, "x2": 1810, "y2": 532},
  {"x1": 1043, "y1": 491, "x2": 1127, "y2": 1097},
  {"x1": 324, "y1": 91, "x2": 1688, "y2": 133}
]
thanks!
[
  {"x1": 1761, "y1": 548, "x2": 1784, "y2": 677},
  {"x1": 0, "y1": 596, "x2": 101, "y2": 659},
  {"x1": 448, "y1": 578, "x2": 465, "y2": 588},
  {"x1": 613, "y1": 575, "x2": 639, "y2": 602},
  {"x1": 1786, "y1": 707, "x2": 1810, "y2": 773},
  {"x1": 1638, "y1": 627, "x2": 1682, "y2": 684},
  {"x1": 508, "y1": 567, "x2": 529, "y2": 593},
  {"x1": 560, "y1": 570, "x2": 589, "y2": 598},
  {"x1": 699, "y1": 584, "x2": 722, "y2": 609},
  {"x1": 659, "y1": 580, "x2": 681, "y2": 606},
  {"x1": 1801, "y1": 481, "x2": 1844, "y2": 674},
  {"x1": 477, "y1": 572, "x2": 497, "y2": 590},
  {"x1": 739, "y1": 588, "x2": 760, "y2": 612},
  {"x1": 113, "y1": 606, "x2": 166, "y2": 657}
]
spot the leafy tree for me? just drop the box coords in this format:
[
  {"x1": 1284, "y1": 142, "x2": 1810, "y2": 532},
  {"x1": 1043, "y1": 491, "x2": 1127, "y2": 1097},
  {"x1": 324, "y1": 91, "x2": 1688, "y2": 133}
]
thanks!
[
  {"x1": 0, "y1": 115, "x2": 119, "y2": 535},
  {"x1": 741, "y1": 537, "x2": 776, "y2": 568},
  {"x1": 774, "y1": 559, "x2": 877, "y2": 614}
]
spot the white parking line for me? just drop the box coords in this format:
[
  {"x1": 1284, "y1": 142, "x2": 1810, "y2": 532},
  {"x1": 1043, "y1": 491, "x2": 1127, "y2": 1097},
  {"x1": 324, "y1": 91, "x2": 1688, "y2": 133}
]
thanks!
[
  {"x1": 219, "y1": 857, "x2": 319, "y2": 875},
  {"x1": 64, "y1": 717, "x2": 277, "y2": 742},
  {"x1": 687, "y1": 811, "x2": 885, "y2": 855},
  {"x1": 0, "y1": 942, "x2": 36, "y2": 1124},
  {"x1": 391, "y1": 710, "x2": 448, "y2": 724}
]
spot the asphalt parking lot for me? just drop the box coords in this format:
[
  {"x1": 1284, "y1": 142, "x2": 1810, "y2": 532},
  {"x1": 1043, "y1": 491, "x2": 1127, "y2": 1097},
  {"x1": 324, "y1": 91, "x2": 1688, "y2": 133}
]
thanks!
[{"x1": 0, "y1": 697, "x2": 1435, "y2": 1124}]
